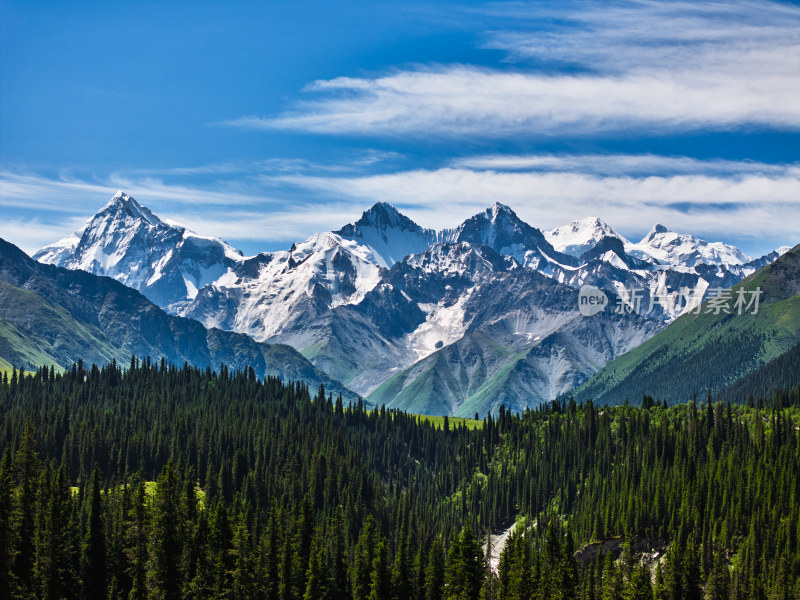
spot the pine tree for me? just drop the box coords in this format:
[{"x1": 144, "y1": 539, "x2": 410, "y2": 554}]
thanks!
[
  {"x1": 600, "y1": 552, "x2": 623, "y2": 600},
  {"x1": 303, "y1": 538, "x2": 326, "y2": 600},
  {"x1": 125, "y1": 477, "x2": 149, "y2": 600},
  {"x1": 148, "y1": 461, "x2": 182, "y2": 600},
  {"x1": 80, "y1": 466, "x2": 107, "y2": 600},
  {"x1": 559, "y1": 525, "x2": 579, "y2": 599},
  {"x1": 682, "y1": 543, "x2": 702, "y2": 600},
  {"x1": 426, "y1": 537, "x2": 445, "y2": 600},
  {"x1": 0, "y1": 450, "x2": 16, "y2": 594},
  {"x1": 326, "y1": 509, "x2": 348, "y2": 600},
  {"x1": 391, "y1": 536, "x2": 412, "y2": 600},
  {"x1": 34, "y1": 463, "x2": 76, "y2": 600},
  {"x1": 13, "y1": 423, "x2": 40, "y2": 593},
  {"x1": 368, "y1": 537, "x2": 391, "y2": 600},
  {"x1": 444, "y1": 526, "x2": 483, "y2": 600},
  {"x1": 704, "y1": 554, "x2": 730, "y2": 600},
  {"x1": 352, "y1": 516, "x2": 377, "y2": 600},
  {"x1": 624, "y1": 562, "x2": 652, "y2": 600},
  {"x1": 210, "y1": 502, "x2": 233, "y2": 598}
]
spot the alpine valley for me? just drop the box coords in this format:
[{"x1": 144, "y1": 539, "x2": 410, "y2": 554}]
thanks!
[{"x1": 24, "y1": 191, "x2": 789, "y2": 415}]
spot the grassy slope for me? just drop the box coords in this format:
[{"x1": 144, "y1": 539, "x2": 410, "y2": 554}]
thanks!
[
  {"x1": 0, "y1": 355, "x2": 14, "y2": 375},
  {"x1": 368, "y1": 332, "x2": 516, "y2": 416},
  {"x1": 0, "y1": 281, "x2": 129, "y2": 371},
  {"x1": 0, "y1": 239, "x2": 359, "y2": 401},
  {"x1": 573, "y1": 245, "x2": 800, "y2": 404},
  {"x1": 415, "y1": 414, "x2": 483, "y2": 430}
]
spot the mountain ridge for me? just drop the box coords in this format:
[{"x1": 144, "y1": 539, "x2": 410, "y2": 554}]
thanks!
[
  {"x1": 2, "y1": 237, "x2": 359, "y2": 401},
  {"x1": 31, "y1": 191, "x2": 790, "y2": 414}
]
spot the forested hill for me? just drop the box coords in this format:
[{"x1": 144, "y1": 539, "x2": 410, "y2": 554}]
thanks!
[
  {"x1": 1, "y1": 360, "x2": 799, "y2": 599},
  {"x1": 573, "y1": 243, "x2": 800, "y2": 405}
]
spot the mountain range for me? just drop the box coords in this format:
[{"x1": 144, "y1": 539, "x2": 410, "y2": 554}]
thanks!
[{"x1": 30, "y1": 191, "x2": 790, "y2": 415}]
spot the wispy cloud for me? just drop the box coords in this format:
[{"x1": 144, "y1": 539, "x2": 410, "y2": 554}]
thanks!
[
  {"x1": 268, "y1": 164, "x2": 800, "y2": 245},
  {"x1": 0, "y1": 170, "x2": 283, "y2": 210},
  {"x1": 3, "y1": 149, "x2": 797, "y2": 259},
  {"x1": 227, "y1": 0, "x2": 800, "y2": 137},
  {"x1": 452, "y1": 154, "x2": 799, "y2": 176},
  {"x1": 0, "y1": 217, "x2": 89, "y2": 256},
  {"x1": 0, "y1": 170, "x2": 378, "y2": 255},
  {"x1": 172, "y1": 204, "x2": 367, "y2": 250}
]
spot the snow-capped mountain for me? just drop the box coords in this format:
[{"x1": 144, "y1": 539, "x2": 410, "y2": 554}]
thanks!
[
  {"x1": 335, "y1": 202, "x2": 444, "y2": 268},
  {"x1": 448, "y1": 202, "x2": 576, "y2": 271},
  {"x1": 627, "y1": 224, "x2": 752, "y2": 268},
  {"x1": 35, "y1": 191, "x2": 788, "y2": 415},
  {"x1": 546, "y1": 217, "x2": 630, "y2": 259},
  {"x1": 188, "y1": 231, "x2": 383, "y2": 341},
  {"x1": 34, "y1": 191, "x2": 244, "y2": 310},
  {"x1": 545, "y1": 218, "x2": 752, "y2": 270}
]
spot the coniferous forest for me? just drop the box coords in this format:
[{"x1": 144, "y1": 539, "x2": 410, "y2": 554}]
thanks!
[{"x1": 1, "y1": 358, "x2": 799, "y2": 599}]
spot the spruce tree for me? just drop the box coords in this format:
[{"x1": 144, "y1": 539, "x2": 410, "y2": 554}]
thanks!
[
  {"x1": 425, "y1": 537, "x2": 445, "y2": 600},
  {"x1": 148, "y1": 461, "x2": 182, "y2": 600},
  {"x1": 368, "y1": 537, "x2": 391, "y2": 600},
  {"x1": 80, "y1": 466, "x2": 107, "y2": 600}
]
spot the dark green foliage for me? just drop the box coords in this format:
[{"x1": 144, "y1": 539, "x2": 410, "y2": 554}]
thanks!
[
  {"x1": 80, "y1": 466, "x2": 107, "y2": 600},
  {"x1": 0, "y1": 359, "x2": 799, "y2": 599},
  {"x1": 444, "y1": 525, "x2": 483, "y2": 600},
  {"x1": 426, "y1": 537, "x2": 445, "y2": 600}
]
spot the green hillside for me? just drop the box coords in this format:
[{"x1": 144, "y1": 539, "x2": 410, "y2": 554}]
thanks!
[
  {"x1": 573, "y1": 244, "x2": 800, "y2": 404},
  {"x1": 0, "y1": 238, "x2": 358, "y2": 400},
  {"x1": 0, "y1": 280, "x2": 128, "y2": 371}
]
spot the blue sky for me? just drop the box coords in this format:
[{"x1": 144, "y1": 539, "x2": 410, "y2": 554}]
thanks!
[{"x1": 1, "y1": 0, "x2": 798, "y2": 258}]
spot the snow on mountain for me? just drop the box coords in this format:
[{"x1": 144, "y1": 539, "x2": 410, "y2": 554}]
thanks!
[
  {"x1": 447, "y1": 202, "x2": 575, "y2": 271},
  {"x1": 368, "y1": 265, "x2": 662, "y2": 415},
  {"x1": 34, "y1": 192, "x2": 783, "y2": 416},
  {"x1": 189, "y1": 231, "x2": 384, "y2": 341},
  {"x1": 34, "y1": 191, "x2": 244, "y2": 310},
  {"x1": 627, "y1": 224, "x2": 752, "y2": 268},
  {"x1": 545, "y1": 217, "x2": 751, "y2": 271},
  {"x1": 335, "y1": 202, "x2": 444, "y2": 268},
  {"x1": 257, "y1": 241, "x2": 534, "y2": 396},
  {"x1": 545, "y1": 217, "x2": 629, "y2": 258}
]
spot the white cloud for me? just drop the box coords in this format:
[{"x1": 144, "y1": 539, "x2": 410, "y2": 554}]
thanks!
[
  {"x1": 452, "y1": 154, "x2": 799, "y2": 176},
  {"x1": 0, "y1": 171, "x2": 378, "y2": 254},
  {"x1": 227, "y1": 0, "x2": 800, "y2": 137},
  {"x1": 3, "y1": 152, "x2": 797, "y2": 260},
  {"x1": 0, "y1": 217, "x2": 88, "y2": 256},
  {"x1": 0, "y1": 170, "x2": 283, "y2": 212},
  {"x1": 171, "y1": 204, "x2": 366, "y2": 250},
  {"x1": 269, "y1": 166, "x2": 800, "y2": 244}
]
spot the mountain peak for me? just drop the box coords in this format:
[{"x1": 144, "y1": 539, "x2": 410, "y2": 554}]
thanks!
[
  {"x1": 334, "y1": 203, "x2": 438, "y2": 269},
  {"x1": 490, "y1": 202, "x2": 514, "y2": 218},
  {"x1": 355, "y1": 202, "x2": 417, "y2": 231},
  {"x1": 337, "y1": 201, "x2": 426, "y2": 242},
  {"x1": 544, "y1": 216, "x2": 628, "y2": 258},
  {"x1": 584, "y1": 216, "x2": 606, "y2": 228},
  {"x1": 99, "y1": 191, "x2": 163, "y2": 227},
  {"x1": 105, "y1": 190, "x2": 138, "y2": 211},
  {"x1": 650, "y1": 224, "x2": 670, "y2": 235}
]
